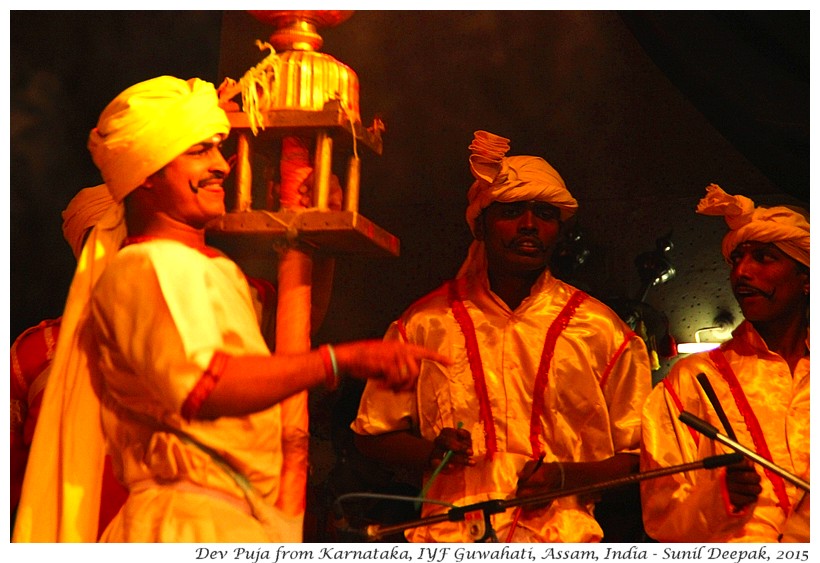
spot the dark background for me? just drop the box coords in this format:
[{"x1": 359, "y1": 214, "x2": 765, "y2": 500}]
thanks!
[
  {"x1": 9, "y1": 10, "x2": 809, "y2": 541},
  {"x1": 10, "y1": 10, "x2": 808, "y2": 342}
]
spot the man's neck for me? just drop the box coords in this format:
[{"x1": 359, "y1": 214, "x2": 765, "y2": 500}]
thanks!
[
  {"x1": 127, "y1": 212, "x2": 207, "y2": 249},
  {"x1": 752, "y1": 313, "x2": 809, "y2": 374},
  {"x1": 487, "y1": 268, "x2": 545, "y2": 310}
]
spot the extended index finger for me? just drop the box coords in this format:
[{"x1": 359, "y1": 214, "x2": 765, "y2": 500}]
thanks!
[{"x1": 409, "y1": 345, "x2": 452, "y2": 366}]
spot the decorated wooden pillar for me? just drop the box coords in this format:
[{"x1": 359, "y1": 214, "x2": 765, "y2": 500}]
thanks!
[{"x1": 208, "y1": 10, "x2": 398, "y2": 540}]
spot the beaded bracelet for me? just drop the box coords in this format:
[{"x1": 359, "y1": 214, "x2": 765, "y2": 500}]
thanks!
[{"x1": 319, "y1": 344, "x2": 340, "y2": 391}]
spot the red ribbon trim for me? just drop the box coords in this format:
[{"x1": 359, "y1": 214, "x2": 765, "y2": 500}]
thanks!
[
  {"x1": 448, "y1": 280, "x2": 588, "y2": 461},
  {"x1": 662, "y1": 378, "x2": 701, "y2": 446},
  {"x1": 709, "y1": 348, "x2": 791, "y2": 513},
  {"x1": 529, "y1": 290, "x2": 588, "y2": 459},
  {"x1": 600, "y1": 331, "x2": 638, "y2": 391},
  {"x1": 181, "y1": 351, "x2": 229, "y2": 420},
  {"x1": 397, "y1": 317, "x2": 408, "y2": 343},
  {"x1": 448, "y1": 279, "x2": 498, "y2": 459}
]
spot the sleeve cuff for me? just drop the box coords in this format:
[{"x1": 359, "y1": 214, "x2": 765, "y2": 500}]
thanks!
[{"x1": 181, "y1": 351, "x2": 230, "y2": 420}]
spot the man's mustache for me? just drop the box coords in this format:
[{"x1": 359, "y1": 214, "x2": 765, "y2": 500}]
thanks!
[{"x1": 189, "y1": 171, "x2": 226, "y2": 194}]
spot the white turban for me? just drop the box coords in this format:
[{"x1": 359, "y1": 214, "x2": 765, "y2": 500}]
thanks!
[
  {"x1": 88, "y1": 76, "x2": 230, "y2": 202},
  {"x1": 696, "y1": 184, "x2": 810, "y2": 267},
  {"x1": 464, "y1": 130, "x2": 577, "y2": 236},
  {"x1": 61, "y1": 184, "x2": 115, "y2": 259}
]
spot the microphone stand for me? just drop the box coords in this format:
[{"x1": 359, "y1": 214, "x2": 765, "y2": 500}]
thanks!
[
  {"x1": 679, "y1": 411, "x2": 810, "y2": 492},
  {"x1": 359, "y1": 452, "x2": 743, "y2": 542}
]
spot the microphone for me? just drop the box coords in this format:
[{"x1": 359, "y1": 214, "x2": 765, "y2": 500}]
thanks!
[
  {"x1": 339, "y1": 453, "x2": 746, "y2": 542},
  {"x1": 355, "y1": 454, "x2": 746, "y2": 542},
  {"x1": 678, "y1": 411, "x2": 810, "y2": 492}
]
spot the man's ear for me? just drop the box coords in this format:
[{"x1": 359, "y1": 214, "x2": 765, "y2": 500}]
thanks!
[
  {"x1": 800, "y1": 268, "x2": 809, "y2": 297},
  {"x1": 141, "y1": 167, "x2": 166, "y2": 190}
]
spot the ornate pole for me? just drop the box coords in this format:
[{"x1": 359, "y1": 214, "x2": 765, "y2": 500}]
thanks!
[{"x1": 210, "y1": 10, "x2": 396, "y2": 541}]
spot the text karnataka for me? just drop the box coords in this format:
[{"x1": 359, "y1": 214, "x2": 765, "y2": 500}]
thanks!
[{"x1": 194, "y1": 545, "x2": 777, "y2": 563}]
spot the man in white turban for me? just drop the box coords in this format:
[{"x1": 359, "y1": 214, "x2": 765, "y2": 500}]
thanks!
[
  {"x1": 352, "y1": 131, "x2": 652, "y2": 542},
  {"x1": 640, "y1": 185, "x2": 809, "y2": 542},
  {"x1": 12, "y1": 75, "x2": 448, "y2": 543}
]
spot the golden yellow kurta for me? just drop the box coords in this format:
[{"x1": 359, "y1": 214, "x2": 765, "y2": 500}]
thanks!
[
  {"x1": 90, "y1": 239, "x2": 287, "y2": 542},
  {"x1": 640, "y1": 321, "x2": 810, "y2": 542},
  {"x1": 353, "y1": 269, "x2": 652, "y2": 542}
]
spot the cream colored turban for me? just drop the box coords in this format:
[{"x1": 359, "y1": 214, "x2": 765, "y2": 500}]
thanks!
[
  {"x1": 88, "y1": 76, "x2": 230, "y2": 202},
  {"x1": 457, "y1": 131, "x2": 578, "y2": 278},
  {"x1": 464, "y1": 130, "x2": 578, "y2": 236},
  {"x1": 61, "y1": 184, "x2": 115, "y2": 259},
  {"x1": 696, "y1": 184, "x2": 810, "y2": 267}
]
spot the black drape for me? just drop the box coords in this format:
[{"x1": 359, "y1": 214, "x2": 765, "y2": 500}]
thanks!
[{"x1": 620, "y1": 11, "x2": 809, "y2": 203}]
